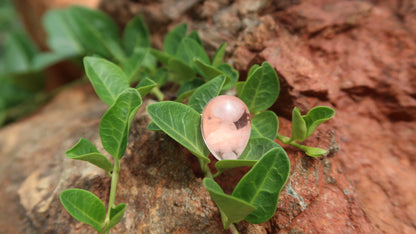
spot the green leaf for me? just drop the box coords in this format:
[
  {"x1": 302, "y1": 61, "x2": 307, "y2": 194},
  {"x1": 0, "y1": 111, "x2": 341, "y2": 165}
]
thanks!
[
  {"x1": 187, "y1": 30, "x2": 203, "y2": 46},
  {"x1": 3, "y1": 32, "x2": 37, "y2": 74},
  {"x1": 176, "y1": 37, "x2": 210, "y2": 72},
  {"x1": 238, "y1": 137, "x2": 282, "y2": 160},
  {"x1": 235, "y1": 81, "x2": 245, "y2": 97},
  {"x1": 42, "y1": 8, "x2": 84, "y2": 56},
  {"x1": 212, "y1": 42, "x2": 227, "y2": 67},
  {"x1": 104, "y1": 203, "x2": 126, "y2": 231},
  {"x1": 60, "y1": 188, "x2": 106, "y2": 232},
  {"x1": 232, "y1": 147, "x2": 290, "y2": 224},
  {"x1": 33, "y1": 52, "x2": 74, "y2": 71},
  {"x1": 167, "y1": 57, "x2": 196, "y2": 84},
  {"x1": 203, "y1": 178, "x2": 255, "y2": 229},
  {"x1": 151, "y1": 68, "x2": 169, "y2": 87},
  {"x1": 164, "y1": 23, "x2": 187, "y2": 55},
  {"x1": 100, "y1": 88, "x2": 142, "y2": 159},
  {"x1": 150, "y1": 48, "x2": 172, "y2": 65},
  {"x1": 65, "y1": 138, "x2": 113, "y2": 172},
  {"x1": 251, "y1": 111, "x2": 279, "y2": 140},
  {"x1": 194, "y1": 59, "x2": 224, "y2": 80},
  {"x1": 247, "y1": 64, "x2": 260, "y2": 78},
  {"x1": 122, "y1": 16, "x2": 150, "y2": 55},
  {"x1": 123, "y1": 48, "x2": 149, "y2": 82},
  {"x1": 304, "y1": 146, "x2": 327, "y2": 157},
  {"x1": 188, "y1": 75, "x2": 226, "y2": 113},
  {"x1": 302, "y1": 106, "x2": 335, "y2": 138},
  {"x1": 240, "y1": 62, "x2": 280, "y2": 113},
  {"x1": 67, "y1": 6, "x2": 125, "y2": 60},
  {"x1": 216, "y1": 63, "x2": 239, "y2": 91},
  {"x1": 176, "y1": 78, "x2": 205, "y2": 102},
  {"x1": 146, "y1": 101, "x2": 210, "y2": 162},
  {"x1": 291, "y1": 107, "x2": 307, "y2": 142},
  {"x1": 84, "y1": 56, "x2": 129, "y2": 106},
  {"x1": 215, "y1": 160, "x2": 257, "y2": 175},
  {"x1": 147, "y1": 121, "x2": 162, "y2": 131},
  {"x1": 215, "y1": 137, "x2": 281, "y2": 174},
  {"x1": 136, "y1": 78, "x2": 157, "y2": 97}
]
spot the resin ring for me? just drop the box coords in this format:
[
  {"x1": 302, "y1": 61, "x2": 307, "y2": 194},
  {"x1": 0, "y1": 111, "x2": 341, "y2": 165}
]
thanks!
[{"x1": 201, "y1": 95, "x2": 251, "y2": 160}]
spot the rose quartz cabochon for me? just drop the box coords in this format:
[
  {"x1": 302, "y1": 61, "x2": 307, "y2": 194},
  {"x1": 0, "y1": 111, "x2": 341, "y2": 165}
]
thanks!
[{"x1": 201, "y1": 95, "x2": 251, "y2": 160}]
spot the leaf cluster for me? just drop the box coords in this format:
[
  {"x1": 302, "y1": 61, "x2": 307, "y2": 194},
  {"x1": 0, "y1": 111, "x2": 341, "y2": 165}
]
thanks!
[{"x1": 37, "y1": 6, "x2": 337, "y2": 232}]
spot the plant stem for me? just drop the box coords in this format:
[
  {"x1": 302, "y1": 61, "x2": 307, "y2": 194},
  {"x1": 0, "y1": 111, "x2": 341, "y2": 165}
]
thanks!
[
  {"x1": 150, "y1": 87, "x2": 164, "y2": 101},
  {"x1": 229, "y1": 223, "x2": 240, "y2": 234},
  {"x1": 276, "y1": 133, "x2": 292, "y2": 144},
  {"x1": 104, "y1": 157, "x2": 121, "y2": 230}
]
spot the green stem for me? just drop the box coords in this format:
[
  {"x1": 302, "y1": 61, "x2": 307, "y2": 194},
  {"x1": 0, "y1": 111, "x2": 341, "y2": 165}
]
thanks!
[
  {"x1": 276, "y1": 133, "x2": 292, "y2": 144},
  {"x1": 104, "y1": 158, "x2": 121, "y2": 231},
  {"x1": 150, "y1": 87, "x2": 164, "y2": 101},
  {"x1": 229, "y1": 224, "x2": 240, "y2": 234}
]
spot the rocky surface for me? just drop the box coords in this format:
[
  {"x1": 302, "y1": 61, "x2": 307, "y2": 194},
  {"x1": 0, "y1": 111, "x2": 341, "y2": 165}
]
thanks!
[{"x1": 2, "y1": 0, "x2": 415, "y2": 233}]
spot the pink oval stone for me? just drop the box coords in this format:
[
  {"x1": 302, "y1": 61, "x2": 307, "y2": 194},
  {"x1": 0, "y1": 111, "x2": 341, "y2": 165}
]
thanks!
[{"x1": 201, "y1": 95, "x2": 251, "y2": 160}]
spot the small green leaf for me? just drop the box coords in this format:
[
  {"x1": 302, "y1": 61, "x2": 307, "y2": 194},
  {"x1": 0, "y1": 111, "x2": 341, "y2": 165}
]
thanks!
[
  {"x1": 188, "y1": 75, "x2": 226, "y2": 113},
  {"x1": 176, "y1": 78, "x2": 205, "y2": 102},
  {"x1": 176, "y1": 37, "x2": 210, "y2": 73},
  {"x1": 123, "y1": 47, "x2": 149, "y2": 82},
  {"x1": 247, "y1": 64, "x2": 260, "y2": 78},
  {"x1": 3, "y1": 32, "x2": 37, "y2": 74},
  {"x1": 84, "y1": 56, "x2": 129, "y2": 106},
  {"x1": 216, "y1": 63, "x2": 239, "y2": 91},
  {"x1": 65, "y1": 138, "x2": 113, "y2": 172},
  {"x1": 43, "y1": 8, "x2": 84, "y2": 56},
  {"x1": 251, "y1": 111, "x2": 279, "y2": 140},
  {"x1": 212, "y1": 42, "x2": 227, "y2": 67},
  {"x1": 146, "y1": 102, "x2": 210, "y2": 162},
  {"x1": 33, "y1": 52, "x2": 74, "y2": 71},
  {"x1": 194, "y1": 59, "x2": 224, "y2": 80},
  {"x1": 187, "y1": 30, "x2": 203, "y2": 46},
  {"x1": 215, "y1": 137, "x2": 281, "y2": 174},
  {"x1": 164, "y1": 23, "x2": 187, "y2": 55},
  {"x1": 151, "y1": 68, "x2": 169, "y2": 87},
  {"x1": 67, "y1": 6, "x2": 125, "y2": 60},
  {"x1": 215, "y1": 160, "x2": 257, "y2": 175},
  {"x1": 147, "y1": 121, "x2": 162, "y2": 131},
  {"x1": 150, "y1": 48, "x2": 171, "y2": 65},
  {"x1": 235, "y1": 81, "x2": 245, "y2": 97},
  {"x1": 136, "y1": 78, "x2": 157, "y2": 97},
  {"x1": 167, "y1": 58, "x2": 196, "y2": 84},
  {"x1": 304, "y1": 146, "x2": 327, "y2": 157},
  {"x1": 302, "y1": 106, "x2": 335, "y2": 138},
  {"x1": 232, "y1": 147, "x2": 290, "y2": 224},
  {"x1": 291, "y1": 107, "x2": 307, "y2": 142},
  {"x1": 122, "y1": 16, "x2": 150, "y2": 55},
  {"x1": 100, "y1": 88, "x2": 142, "y2": 159},
  {"x1": 60, "y1": 188, "x2": 106, "y2": 232},
  {"x1": 240, "y1": 62, "x2": 280, "y2": 113},
  {"x1": 238, "y1": 137, "x2": 281, "y2": 160},
  {"x1": 104, "y1": 203, "x2": 126, "y2": 231},
  {"x1": 203, "y1": 178, "x2": 255, "y2": 229}
]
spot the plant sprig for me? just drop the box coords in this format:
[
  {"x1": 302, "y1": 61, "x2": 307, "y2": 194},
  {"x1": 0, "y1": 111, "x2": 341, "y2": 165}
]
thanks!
[{"x1": 48, "y1": 6, "x2": 336, "y2": 232}]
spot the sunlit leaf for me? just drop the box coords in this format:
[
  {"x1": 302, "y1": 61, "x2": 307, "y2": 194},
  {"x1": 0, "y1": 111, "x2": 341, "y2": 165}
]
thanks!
[
  {"x1": 232, "y1": 147, "x2": 290, "y2": 224},
  {"x1": 100, "y1": 88, "x2": 142, "y2": 159},
  {"x1": 203, "y1": 178, "x2": 255, "y2": 229},
  {"x1": 84, "y1": 56, "x2": 129, "y2": 106},
  {"x1": 188, "y1": 75, "x2": 225, "y2": 113},
  {"x1": 60, "y1": 189, "x2": 105, "y2": 232},
  {"x1": 146, "y1": 101, "x2": 210, "y2": 162},
  {"x1": 65, "y1": 138, "x2": 113, "y2": 172}
]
